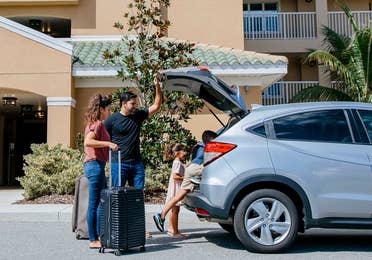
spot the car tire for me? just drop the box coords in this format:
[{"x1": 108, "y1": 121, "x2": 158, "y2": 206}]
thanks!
[
  {"x1": 233, "y1": 189, "x2": 299, "y2": 253},
  {"x1": 218, "y1": 223, "x2": 235, "y2": 234}
]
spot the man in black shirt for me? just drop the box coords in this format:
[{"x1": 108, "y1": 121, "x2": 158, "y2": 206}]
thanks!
[{"x1": 104, "y1": 76, "x2": 162, "y2": 188}]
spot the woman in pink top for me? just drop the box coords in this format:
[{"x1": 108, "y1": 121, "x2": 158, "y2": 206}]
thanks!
[{"x1": 83, "y1": 94, "x2": 117, "y2": 249}]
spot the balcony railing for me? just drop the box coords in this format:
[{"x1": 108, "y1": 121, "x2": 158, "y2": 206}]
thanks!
[
  {"x1": 262, "y1": 81, "x2": 319, "y2": 105},
  {"x1": 244, "y1": 11, "x2": 317, "y2": 40},
  {"x1": 262, "y1": 81, "x2": 348, "y2": 105},
  {"x1": 328, "y1": 11, "x2": 372, "y2": 36}
]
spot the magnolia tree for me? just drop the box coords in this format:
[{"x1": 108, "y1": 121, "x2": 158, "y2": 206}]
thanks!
[{"x1": 104, "y1": 0, "x2": 204, "y2": 170}]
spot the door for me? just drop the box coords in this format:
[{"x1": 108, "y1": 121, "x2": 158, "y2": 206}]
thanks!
[
  {"x1": 356, "y1": 109, "x2": 372, "y2": 172},
  {"x1": 267, "y1": 109, "x2": 372, "y2": 219}
]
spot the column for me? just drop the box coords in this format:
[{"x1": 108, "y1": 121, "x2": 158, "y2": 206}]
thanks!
[
  {"x1": 315, "y1": 0, "x2": 331, "y2": 86},
  {"x1": 47, "y1": 97, "x2": 76, "y2": 147}
]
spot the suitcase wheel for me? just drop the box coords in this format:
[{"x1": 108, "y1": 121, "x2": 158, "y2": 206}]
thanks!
[
  {"x1": 98, "y1": 247, "x2": 105, "y2": 254},
  {"x1": 114, "y1": 250, "x2": 121, "y2": 256}
]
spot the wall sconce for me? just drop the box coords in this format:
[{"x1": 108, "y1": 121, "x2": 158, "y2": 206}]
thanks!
[
  {"x1": 2, "y1": 96, "x2": 17, "y2": 106},
  {"x1": 34, "y1": 108, "x2": 46, "y2": 119}
]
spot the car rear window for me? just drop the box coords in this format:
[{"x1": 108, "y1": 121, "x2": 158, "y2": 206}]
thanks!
[
  {"x1": 248, "y1": 124, "x2": 266, "y2": 137},
  {"x1": 272, "y1": 109, "x2": 352, "y2": 143}
]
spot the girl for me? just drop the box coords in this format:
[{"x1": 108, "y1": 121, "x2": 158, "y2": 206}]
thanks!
[
  {"x1": 164, "y1": 143, "x2": 187, "y2": 238},
  {"x1": 83, "y1": 94, "x2": 118, "y2": 249}
]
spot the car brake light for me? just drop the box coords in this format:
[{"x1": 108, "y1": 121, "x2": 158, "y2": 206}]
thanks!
[
  {"x1": 203, "y1": 142, "x2": 236, "y2": 166},
  {"x1": 195, "y1": 208, "x2": 209, "y2": 216},
  {"x1": 197, "y1": 66, "x2": 209, "y2": 71}
]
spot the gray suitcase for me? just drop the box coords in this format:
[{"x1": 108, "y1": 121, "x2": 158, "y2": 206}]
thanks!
[{"x1": 72, "y1": 175, "x2": 89, "y2": 239}]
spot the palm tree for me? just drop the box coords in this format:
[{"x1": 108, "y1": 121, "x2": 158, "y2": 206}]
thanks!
[{"x1": 292, "y1": 2, "x2": 372, "y2": 103}]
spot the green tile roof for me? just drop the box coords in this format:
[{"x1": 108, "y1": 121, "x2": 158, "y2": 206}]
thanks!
[{"x1": 72, "y1": 39, "x2": 287, "y2": 68}]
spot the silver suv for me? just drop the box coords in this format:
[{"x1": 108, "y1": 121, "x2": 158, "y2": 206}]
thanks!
[{"x1": 161, "y1": 67, "x2": 372, "y2": 253}]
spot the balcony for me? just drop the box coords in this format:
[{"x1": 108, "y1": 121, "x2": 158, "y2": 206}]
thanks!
[
  {"x1": 262, "y1": 81, "x2": 346, "y2": 105},
  {"x1": 0, "y1": 0, "x2": 79, "y2": 6},
  {"x1": 262, "y1": 81, "x2": 318, "y2": 105},
  {"x1": 244, "y1": 11, "x2": 317, "y2": 40},
  {"x1": 244, "y1": 10, "x2": 372, "y2": 41},
  {"x1": 328, "y1": 11, "x2": 372, "y2": 36}
]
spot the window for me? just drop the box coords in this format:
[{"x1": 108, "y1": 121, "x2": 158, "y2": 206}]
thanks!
[
  {"x1": 243, "y1": 2, "x2": 279, "y2": 33},
  {"x1": 273, "y1": 110, "x2": 352, "y2": 143},
  {"x1": 357, "y1": 110, "x2": 372, "y2": 142},
  {"x1": 248, "y1": 124, "x2": 266, "y2": 137}
]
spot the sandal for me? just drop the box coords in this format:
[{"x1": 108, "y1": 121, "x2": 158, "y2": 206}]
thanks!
[
  {"x1": 167, "y1": 231, "x2": 187, "y2": 238},
  {"x1": 89, "y1": 241, "x2": 101, "y2": 249}
]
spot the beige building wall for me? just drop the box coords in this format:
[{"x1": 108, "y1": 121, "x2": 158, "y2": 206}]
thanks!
[
  {"x1": 0, "y1": 27, "x2": 71, "y2": 96},
  {"x1": 167, "y1": 0, "x2": 244, "y2": 49},
  {"x1": 282, "y1": 54, "x2": 318, "y2": 81},
  {"x1": 328, "y1": 0, "x2": 370, "y2": 11},
  {"x1": 243, "y1": 86, "x2": 262, "y2": 108},
  {"x1": 278, "y1": 0, "x2": 296, "y2": 11},
  {"x1": 0, "y1": 0, "x2": 129, "y2": 35},
  {"x1": 180, "y1": 113, "x2": 229, "y2": 141},
  {"x1": 0, "y1": 26, "x2": 73, "y2": 146}
]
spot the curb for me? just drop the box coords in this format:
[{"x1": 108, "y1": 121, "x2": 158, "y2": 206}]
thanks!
[{"x1": 0, "y1": 204, "x2": 194, "y2": 222}]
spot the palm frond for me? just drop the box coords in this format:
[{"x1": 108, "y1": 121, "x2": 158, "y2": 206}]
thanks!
[
  {"x1": 338, "y1": 1, "x2": 359, "y2": 32},
  {"x1": 321, "y1": 26, "x2": 350, "y2": 58},
  {"x1": 291, "y1": 86, "x2": 353, "y2": 103},
  {"x1": 306, "y1": 50, "x2": 355, "y2": 85}
]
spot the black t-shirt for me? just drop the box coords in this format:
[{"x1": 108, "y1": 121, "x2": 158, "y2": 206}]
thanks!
[{"x1": 104, "y1": 109, "x2": 148, "y2": 162}]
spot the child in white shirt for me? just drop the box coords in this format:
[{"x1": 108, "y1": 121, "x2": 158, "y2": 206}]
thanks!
[{"x1": 164, "y1": 143, "x2": 187, "y2": 238}]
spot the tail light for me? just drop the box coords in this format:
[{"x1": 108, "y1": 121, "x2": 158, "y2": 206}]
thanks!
[
  {"x1": 197, "y1": 66, "x2": 209, "y2": 71},
  {"x1": 203, "y1": 142, "x2": 236, "y2": 166},
  {"x1": 195, "y1": 208, "x2": 210, "y2": 216}
]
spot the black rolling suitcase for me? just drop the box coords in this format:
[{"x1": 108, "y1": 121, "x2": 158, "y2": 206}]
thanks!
[{"x1": 99, "y1": 150, "x2": 146, "y2": 256}]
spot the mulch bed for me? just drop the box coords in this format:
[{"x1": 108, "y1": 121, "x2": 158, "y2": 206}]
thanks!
[{"x1": 14, "y1": 192, "x2": 167, "y2": 205}]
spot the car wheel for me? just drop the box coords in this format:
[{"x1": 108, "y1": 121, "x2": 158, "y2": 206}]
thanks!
[
  {"x1": 233, "y1": 189, "x2": 298, "y2": 253},
  {"x1": 218, "y1": 223, "x2": 234, "y2": 234}
]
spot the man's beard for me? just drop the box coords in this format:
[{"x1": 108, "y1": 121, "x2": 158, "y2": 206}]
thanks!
[{"x1": 129, "y1": 108, "x2": 137, "y2": 114}]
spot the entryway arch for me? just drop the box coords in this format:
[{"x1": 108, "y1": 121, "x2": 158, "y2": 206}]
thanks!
[{"x1": 0, "y1": 88, "x2": 47, "y2": 186}]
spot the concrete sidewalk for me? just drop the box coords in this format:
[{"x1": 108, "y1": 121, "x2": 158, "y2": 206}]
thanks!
[{"x1": 0, "y1": 189, "x2": 189, "y2": 222}]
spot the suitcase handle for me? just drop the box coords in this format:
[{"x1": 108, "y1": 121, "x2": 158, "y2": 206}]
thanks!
[{"x1": 108, "y1": 149, "x2": 121, "y2": 187}]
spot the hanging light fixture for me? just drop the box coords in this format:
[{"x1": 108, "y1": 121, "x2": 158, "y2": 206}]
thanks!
[
  {"x1": 34, "y1": 105, "x2": 46, "y2": 119},
  {"x1": 2, "y1": 96, "x2": 17, "y2": 106}
]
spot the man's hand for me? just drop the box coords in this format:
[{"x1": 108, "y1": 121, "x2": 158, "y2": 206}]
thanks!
[
  {"x1": 153, "y1": 73, "x2": 160, "y2": 87},
  {"x1": 148, "y1": 73, "x2": 162, "y2": 117}
]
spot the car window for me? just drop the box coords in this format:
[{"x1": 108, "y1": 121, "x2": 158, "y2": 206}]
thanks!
[
  {"x1": 273, "y1": 110, "x2": 352, "y2": 143},
  {"x1": 357, "y1": 110, "x2": 372, "y2": 142},
  {"x1": 248, "y1": 124, "x2": 266, "y2": 137}
]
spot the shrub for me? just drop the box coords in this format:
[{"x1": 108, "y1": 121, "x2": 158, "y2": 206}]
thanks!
[
  {"x1": 17, "y1": 143, "x2": 84, "y2": 200},
  {"x1": 144, "y1": 163, "x2": 171, "y2": 194}
]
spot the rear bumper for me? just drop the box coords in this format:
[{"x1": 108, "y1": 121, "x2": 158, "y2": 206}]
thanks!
[{"x1": 184, "y1": 190, "x2": 229, "y2": 220}]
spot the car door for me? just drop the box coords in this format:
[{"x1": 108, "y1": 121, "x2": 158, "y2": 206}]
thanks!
[
  {"x1": 267, "y1": 108, "x2": 372, "y2": 219},
  {"x1": 355, "y1": 109, "x2": 372, "y2": 172},
  {"x1": 160, "y1": 66, "x2": 247, "y2": 117}
]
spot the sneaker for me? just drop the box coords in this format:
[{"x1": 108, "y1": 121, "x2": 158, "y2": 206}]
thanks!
[
  {"x1": 153, "y1": 213, "x2": 165, "y2": 232},
  {"x1": 190, "y1": 176, "x2": 201, "y2": 185}
]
